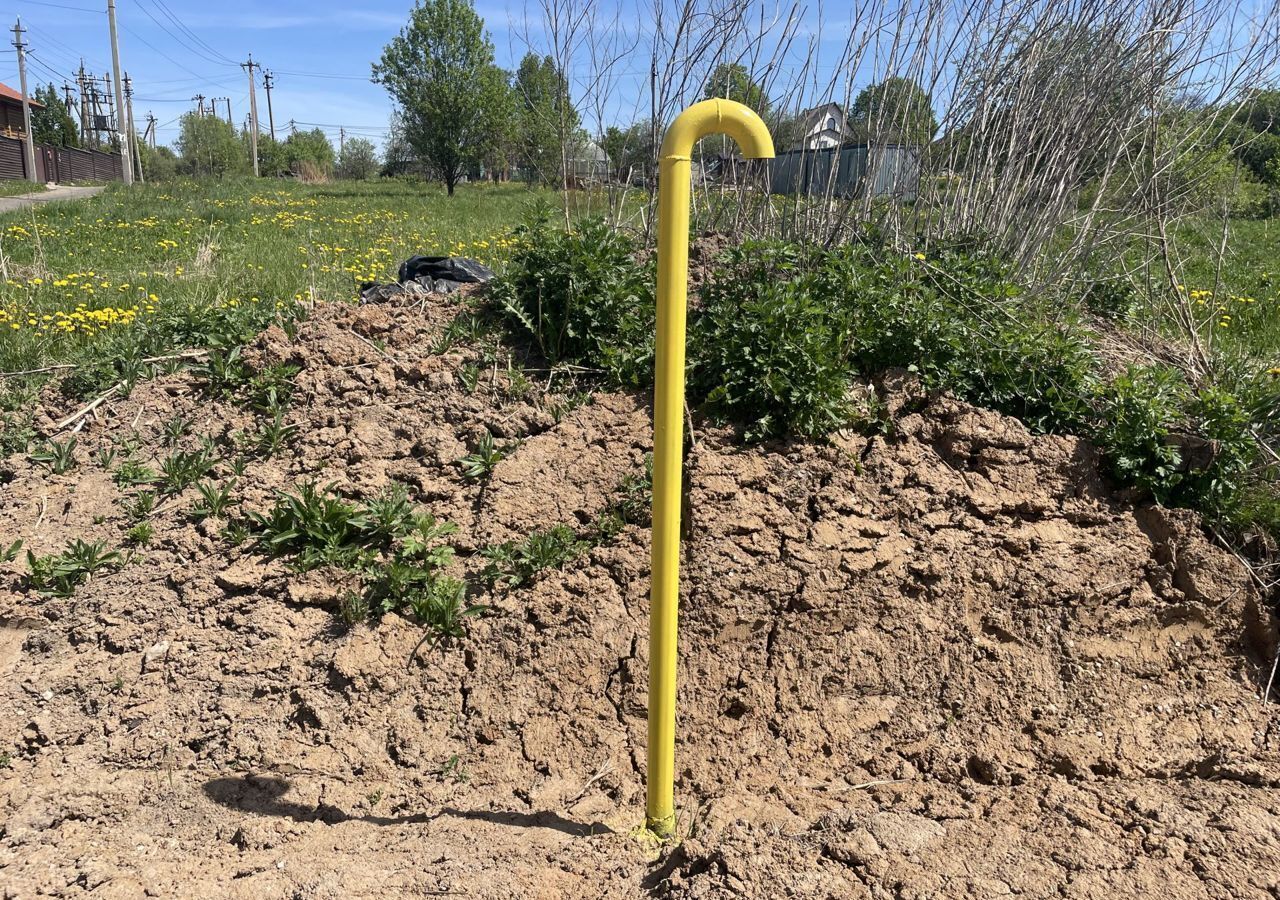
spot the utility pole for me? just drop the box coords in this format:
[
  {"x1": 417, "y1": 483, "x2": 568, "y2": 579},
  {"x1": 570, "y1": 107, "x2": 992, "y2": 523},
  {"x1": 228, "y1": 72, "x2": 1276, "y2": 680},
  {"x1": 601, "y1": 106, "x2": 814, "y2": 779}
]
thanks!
[
  {"x1": 223, "y1": 97, "x2": 232, "y2": 126},
  {"x1": 144, "y1": 112, "x2": 156, "y2": 148},
  {"x1": 262, "y1": 69, "x2": 276, "y2": 141},
  {"x1": 242, "y1": 55, "x2": 260, "y2": 176},
  {"x1": 192, "y1": 94, "x2": 205, "y2": 117},
  {"x1": 11, "y1": 20, "x2": 38, "y2": 184},
  {"x1": 339, "y1": 127, "x2": 345, "y2": 156},
  {"x1": 106, "y1": 0, "x2": 133, "y2": 184},
  {"x1": 124, "y1": 72, "x2": 143, "y2": 183},
  {"x1": 77, "y1": 63, "x2": 89, "y2": 146}
]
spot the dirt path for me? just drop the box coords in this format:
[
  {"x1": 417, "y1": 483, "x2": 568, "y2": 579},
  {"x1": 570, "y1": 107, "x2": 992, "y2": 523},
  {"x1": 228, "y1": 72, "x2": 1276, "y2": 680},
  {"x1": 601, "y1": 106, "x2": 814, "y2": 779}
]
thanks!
[
  {"x1": 1, "y1": 297, "x2": 1278, "y2": 898},
  {"x1": 0, "y1": 184, "x2": 105, "y2": 215}
]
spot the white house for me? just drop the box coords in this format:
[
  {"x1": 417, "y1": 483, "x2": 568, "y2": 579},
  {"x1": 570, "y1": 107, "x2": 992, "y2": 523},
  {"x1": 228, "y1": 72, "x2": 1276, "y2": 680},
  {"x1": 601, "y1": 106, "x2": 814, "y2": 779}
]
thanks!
[{"x1": 797, "y1": 102, "x2": 848, "y2": 149}]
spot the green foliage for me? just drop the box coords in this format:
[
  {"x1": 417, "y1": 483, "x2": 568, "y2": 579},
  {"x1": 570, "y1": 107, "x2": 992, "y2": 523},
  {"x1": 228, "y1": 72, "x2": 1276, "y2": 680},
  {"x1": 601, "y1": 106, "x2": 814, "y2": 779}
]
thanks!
[
  {"x1": 27, "y1": 539, "x2": 123, "y2": 597},
  {"x1": 702, "y1": 64, "x2": 769, "y2": 113},
  {"x1": 600, "y1": 121, "x2": 653, "y2": 181},
  {"x1": 137, "y1": 144, "x2": 179, "y2": 181},
  {"x1": 283, "y1": 129, "x2": 336, "y2": 177},
  {"x1": 458, "y1": 431, "x2": 509, "y2": 481},
  {"x1": 190, "y1": 480, "x2": 236, "y2": 520},
  {"x1": 849, "y1": 77, "x2": 937, "y2": 143},
  {"x1": 176, "y1": 113, "x2": 248, "y2": 178},
  {"x1": 30, "y1": 84, "x2": 79, "y2": 148},
  {"x1": 373, "y1": 0, "x2": 511, "y2": 194},
  {"x1": 337, "y1": 137, "x2": 380, "y2": 180},
  {"x1": 125, "y1": 522, "x2": 155, "y2": 545},
  {"x1": 491, "y1": 215, "x2": 655, "y2": 386},
  {"x1": 1, "y1": 540, "x2": 22, "y2": 564},
  {"x1": 247, "y1": 483, "x2": 473, "y2": 643},
  {"x1": 29, "y1": 437, "x2": 77, "y2": 474},
  {"x1": 514, "y1": 53, "x2": 580, "y2": 182},
  {"x1": 692, "y1": 243, "x2": 857, "y2": 440},
  {"x1": 1095, "y1": 367, "x2": 1187, "y2": 498},
  {"x1": 159, "y1": 444, "x2": 217, "y2": 495},
  {"x1": 114, "y1": 458, "x2": 157, "y2": 488},
  {"x1": 482, "y1": 524, "x2": 586, "y2": 588},
  {"x1": 1093, "y1": 369, "x2": 1270, "y2": 534},
  {"x1": 122, "y1": 490, "x2": 157, "y2": 522}
]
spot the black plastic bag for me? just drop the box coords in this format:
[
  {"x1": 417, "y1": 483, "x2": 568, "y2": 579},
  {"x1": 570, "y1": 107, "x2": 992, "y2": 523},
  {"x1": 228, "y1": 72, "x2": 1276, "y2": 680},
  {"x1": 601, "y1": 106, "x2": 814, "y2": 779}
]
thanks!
[{"x1": 397, "y1": 256, "x2": 495, "y2": 286}]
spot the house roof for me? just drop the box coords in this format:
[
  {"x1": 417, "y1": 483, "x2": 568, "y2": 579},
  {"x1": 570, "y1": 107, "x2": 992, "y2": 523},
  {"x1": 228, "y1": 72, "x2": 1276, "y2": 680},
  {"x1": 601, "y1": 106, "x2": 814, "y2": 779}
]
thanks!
[
  {"x1": 800, "y1": 102, "x2": 844, "y2": 131},
  {"x1": 0, "y1": 82, "x2": 45, "y2": 108}
]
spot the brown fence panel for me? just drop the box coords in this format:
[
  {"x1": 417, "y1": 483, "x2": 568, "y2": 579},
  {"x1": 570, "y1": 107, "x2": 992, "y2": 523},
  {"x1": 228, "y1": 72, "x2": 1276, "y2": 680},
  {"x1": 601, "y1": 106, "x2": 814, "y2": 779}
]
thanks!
[
  {"x1": 0, "y1": 137, "x2": 123, "y2": 184},
  {"x1": 0, "y1": 136, "x2": 24, "y2": 180}
]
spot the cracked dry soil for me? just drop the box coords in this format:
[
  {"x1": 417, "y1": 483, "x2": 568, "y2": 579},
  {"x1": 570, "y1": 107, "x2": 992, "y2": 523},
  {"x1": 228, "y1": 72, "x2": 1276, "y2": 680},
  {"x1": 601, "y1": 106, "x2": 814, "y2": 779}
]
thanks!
[{"x1": 1, "y1": 295, "x2": 1279, "y2": 898}]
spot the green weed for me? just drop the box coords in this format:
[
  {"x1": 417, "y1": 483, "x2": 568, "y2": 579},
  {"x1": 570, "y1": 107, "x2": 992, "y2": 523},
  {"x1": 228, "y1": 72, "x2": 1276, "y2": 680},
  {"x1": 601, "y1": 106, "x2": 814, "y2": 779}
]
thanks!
[
  {"x1": 125, "y1": 522, "x2": 155, "y2": 545},
  {"x1": 491, "y1": 214, "x2": 655, "y2": 387},
  {"x1": 459, "y1": 431, "x2": 511, "y2": 481},
  {"x1": 482, "y1": 524, "x2": 587, "y2": 588},
  {"x1": 27, "y1": 539, "x2": 123, "y2": 596},
  {"x1": 190, "y1": 480, "x2": 236, "y2": 520},
  {"x1": 29, "y1": 437, "x2": 77, "y2": 475}
]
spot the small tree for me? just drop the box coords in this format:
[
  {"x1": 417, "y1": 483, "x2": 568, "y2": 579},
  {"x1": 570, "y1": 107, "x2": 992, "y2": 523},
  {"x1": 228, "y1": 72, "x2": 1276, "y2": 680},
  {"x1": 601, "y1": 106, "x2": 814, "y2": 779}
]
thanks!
[
  {"x1": 283, "y1": 128, "x2": 335, "y2": 176},
  {"x1": 850, "y1": 76, "x2": 937, "y2": 144},
  {"x1": 176, "y1": 113, "x2": 248, "y2": 177},
  {"x1": 337, "y1": 137, "x2": 380, "y2": 179},
  {"x1": 514, "y1": 53, "x2": 578, "y2": 183},
  {"x1": 702, "y1": 63, "x2": 769, "y2": 113},
  {"x1": 373, "y1": 0, "x2": 510, "y2": 195},
  {"x1": 137, "y1": 144, "x2": 178, "y2": 180},
  {"x1": 31, "y1": 84, "x2": 79, "y2": 147}
]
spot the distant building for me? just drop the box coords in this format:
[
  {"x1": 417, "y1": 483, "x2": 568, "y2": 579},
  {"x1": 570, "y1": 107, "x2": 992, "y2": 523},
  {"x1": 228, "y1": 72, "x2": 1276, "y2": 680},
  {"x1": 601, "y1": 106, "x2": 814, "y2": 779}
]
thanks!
[
  {"x1": 796, "y1": 102, "x2": 848, "y2": 149},
  {"x1": 0, "y1": 81, "x2": 44, "y2": 140}
]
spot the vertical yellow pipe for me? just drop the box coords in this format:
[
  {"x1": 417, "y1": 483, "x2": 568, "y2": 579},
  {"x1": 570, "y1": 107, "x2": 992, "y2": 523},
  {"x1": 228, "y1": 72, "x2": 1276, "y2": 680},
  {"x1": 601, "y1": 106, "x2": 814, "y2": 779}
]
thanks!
[{"x1": 647, "y1": 100, "x2": 773, "y2": 838}]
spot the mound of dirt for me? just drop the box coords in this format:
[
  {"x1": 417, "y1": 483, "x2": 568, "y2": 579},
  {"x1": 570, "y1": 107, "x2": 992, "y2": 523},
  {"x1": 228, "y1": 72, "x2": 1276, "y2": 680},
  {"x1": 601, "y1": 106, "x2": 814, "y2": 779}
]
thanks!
[{"x1": 1, "y1": 297, "x2": 1278, "y2": 899}]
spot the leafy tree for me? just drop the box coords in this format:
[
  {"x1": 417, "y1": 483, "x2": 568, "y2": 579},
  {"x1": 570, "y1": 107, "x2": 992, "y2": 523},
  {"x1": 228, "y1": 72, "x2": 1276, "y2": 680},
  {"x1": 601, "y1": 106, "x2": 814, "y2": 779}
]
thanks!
[
  {"x1": 373, "y1": 0, "x2": 510, "y2": 195},
  {"x1": 283, "y1": 128, "x2": 335, "y2": 175},
  {"x1": 600, "y1": 121, "x2": 653, "y2": 181},
  {"x1": 1237, "y1": 88, "x2": 1280, "y2": 135},
  {"x1": 849, "y1": 76, "x2": 936, "y2": 144},
  {"x1": 514, "y1": 53, "x2": 578, "y2": 183},
  {"x1": 137, "y1": 143, "x2": 178, "y2": 180},
  {"x1": 176, "y1": 113, "x2": 248, "y2": 177},
  {"x1": 337, "y1": 137, "x2": 380, "y2": 179},
  {"x1": 381, "y1": 114, "x2": 422, "y2": 177},
  {"x1": 254, "y1": 134, "x2": 287, "y2": 177},
  {"x1": 30, "y1": 84, "x2": 79, "y2": 147},
  {"x1": 702, "y1": 63, "x2": 768, "y2": 113}
]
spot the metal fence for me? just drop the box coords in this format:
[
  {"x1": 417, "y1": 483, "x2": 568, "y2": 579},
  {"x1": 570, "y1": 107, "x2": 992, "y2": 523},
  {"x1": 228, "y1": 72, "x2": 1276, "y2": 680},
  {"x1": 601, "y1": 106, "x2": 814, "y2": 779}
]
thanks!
[
  {"x1": 0, "y1": 135, "x2": 123, "y2": 184},
  {"x1": 770, "y1": 143, "x2": 920, "y2": 200}
]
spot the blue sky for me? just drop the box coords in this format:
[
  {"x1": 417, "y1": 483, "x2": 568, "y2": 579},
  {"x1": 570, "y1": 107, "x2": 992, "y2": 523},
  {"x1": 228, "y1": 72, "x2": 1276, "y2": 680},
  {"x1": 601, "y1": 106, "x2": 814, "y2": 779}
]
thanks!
[{"x1": 1, "y1": 0, "x2": 867, "y2": 152}]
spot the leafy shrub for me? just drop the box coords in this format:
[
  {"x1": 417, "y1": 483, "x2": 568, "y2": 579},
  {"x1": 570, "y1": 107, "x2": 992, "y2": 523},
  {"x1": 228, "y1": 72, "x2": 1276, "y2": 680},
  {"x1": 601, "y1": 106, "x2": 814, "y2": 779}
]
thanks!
[
  {"x1": 692, "y1": 242, "x2": 857, "y2": 441},
  {"x1": 491, "y1": 214, "x2": 655, "y2": 386},
  {"x1": 1095, "y1": 366, "x2": 1188, "y2": 498}
]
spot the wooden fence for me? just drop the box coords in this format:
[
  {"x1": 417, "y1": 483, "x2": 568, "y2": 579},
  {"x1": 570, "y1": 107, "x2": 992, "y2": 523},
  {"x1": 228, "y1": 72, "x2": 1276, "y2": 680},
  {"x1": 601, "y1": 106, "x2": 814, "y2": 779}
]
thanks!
[{"x1": 0, "y1": 135, "x2": 123, "y2": 184}]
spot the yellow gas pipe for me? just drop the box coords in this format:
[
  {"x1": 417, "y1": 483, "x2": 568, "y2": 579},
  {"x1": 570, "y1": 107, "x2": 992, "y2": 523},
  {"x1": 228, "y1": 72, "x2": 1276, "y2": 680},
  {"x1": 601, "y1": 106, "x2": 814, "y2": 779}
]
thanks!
[{"x1": 647, "y1": 100, "x2": 774, "y2": 838}]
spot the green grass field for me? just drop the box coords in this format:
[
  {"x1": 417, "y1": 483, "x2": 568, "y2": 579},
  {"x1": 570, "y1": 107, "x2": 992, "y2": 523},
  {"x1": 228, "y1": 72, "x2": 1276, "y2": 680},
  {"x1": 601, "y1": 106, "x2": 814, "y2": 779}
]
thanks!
[
  {"x1": 1172, "y1": 217, "x2": 1279, "y2": 362},
  {"x1": 0, "y1": 178, "x2": 541, "y2": 377}
]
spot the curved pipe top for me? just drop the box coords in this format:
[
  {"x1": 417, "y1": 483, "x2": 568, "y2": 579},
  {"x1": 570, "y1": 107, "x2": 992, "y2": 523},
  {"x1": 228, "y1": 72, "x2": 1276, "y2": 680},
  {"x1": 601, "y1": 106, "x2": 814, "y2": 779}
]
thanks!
[{"x1": 659, "y1": 98, "x2": 776, "y2": 162}]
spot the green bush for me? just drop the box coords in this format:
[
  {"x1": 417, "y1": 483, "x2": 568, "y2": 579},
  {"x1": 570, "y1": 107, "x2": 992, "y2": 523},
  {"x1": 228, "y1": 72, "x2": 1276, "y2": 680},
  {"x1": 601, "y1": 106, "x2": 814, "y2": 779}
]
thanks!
[
  {"x1": 491, "y1": 214, "x2": 655, "y2": 386},
  {"x1": 1095, "y1": 366, "x2": 1188, "y2": 498},
  {"x1": 691, "y1": 242, "x2": 856, "y2": 440}
]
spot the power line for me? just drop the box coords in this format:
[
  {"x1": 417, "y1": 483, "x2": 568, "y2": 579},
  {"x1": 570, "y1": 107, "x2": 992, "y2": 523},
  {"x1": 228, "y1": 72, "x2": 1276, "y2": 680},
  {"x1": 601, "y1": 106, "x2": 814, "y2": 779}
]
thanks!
[
  {"x1": 272, "y1": 69, "x2": 370, "y2": 81},
  {"x1": 13, "y1": 1, "x2": 101, "y2": 12},
  {"x1": 142, "y1": 0, "x2": 237, "y2": 66},
  {"x1": 130, "y1": 0, "x2": 234, "y2": 68}
]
